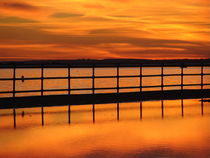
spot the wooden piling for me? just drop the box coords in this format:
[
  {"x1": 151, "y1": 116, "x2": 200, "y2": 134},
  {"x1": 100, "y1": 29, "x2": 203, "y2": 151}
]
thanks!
[{"x1": 13, "y1": 66, "x2": 16, "y2": 128}]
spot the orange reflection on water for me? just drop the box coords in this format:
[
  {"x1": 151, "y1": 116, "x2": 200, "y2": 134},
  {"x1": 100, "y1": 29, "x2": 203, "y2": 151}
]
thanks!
[
  {"x1": 0, "y1": 99, "x2": 210, "y2": 157},
  {"x1": 0, "y1": 116, "x2": 210, "y2": 158}
]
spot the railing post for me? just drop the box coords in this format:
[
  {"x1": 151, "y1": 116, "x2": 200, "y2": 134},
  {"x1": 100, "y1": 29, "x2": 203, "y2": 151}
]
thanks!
[
  {"x1": 140, "y1": 65, "x2": 143, "y2": 92},
  {"x1": 201, "y1": 63, "x2": 204, "y2": 90},
  {"x1": 13, "y1": 65, "x2": 16, "y2": 128},
  {"x1": 140, "y1": 65, "x2": 143, "y2": 119},
  {"x1": 13, "y1": 65, "x2": 16, "y2": 98},
  {"x1": 116, "y1": 65, "x2": 120, "y2": 121},
  {"x1": 181, "y1": 65, "x2": 184, "y2": 90},
  {"x1": 68, "y1": 65, "x2": 71, "y2": 95},
  {"x1": 41, "y1": 65, "x2": 44, "y2": 96},
  {"x1": 92, "y1": 64, "x2": 95, "y2": 94},
  {"x1": 117, "y1": 64, "x2": 120, "y2": 94},
  {"x1": 41, "y1": 65, "x2": 44, "y2": 126},
  {"x1": 161, "y1": 64, "x2": 164, "y2": 118},
  {"x1": 161, "y1": 64, "x2": 164, "y2": 91},
  {"x1": 68, "y1": 65, "x2": 71, "y2": 124},
  {"x1": 92, "y1": 64, "x2": 95, "y2": 123}
]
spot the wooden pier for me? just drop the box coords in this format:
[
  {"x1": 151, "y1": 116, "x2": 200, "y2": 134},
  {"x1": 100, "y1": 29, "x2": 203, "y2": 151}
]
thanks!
[
  {"x1": 0, "y1": 63, "x2": 210, "y2": 97},
  {"x1": 0, "y1": 62, "x2": 210, "y2": 128}
]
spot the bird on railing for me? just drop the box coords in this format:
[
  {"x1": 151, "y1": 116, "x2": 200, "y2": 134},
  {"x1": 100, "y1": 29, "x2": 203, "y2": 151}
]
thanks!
[{"x1": 21, "y1": 75, "x2": 25, "y2": 82}]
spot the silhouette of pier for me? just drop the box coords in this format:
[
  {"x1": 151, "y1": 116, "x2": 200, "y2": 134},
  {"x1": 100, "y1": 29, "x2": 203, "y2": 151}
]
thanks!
[{"x1": 0, "y1": 62, "x2": 210, "y2": 128}]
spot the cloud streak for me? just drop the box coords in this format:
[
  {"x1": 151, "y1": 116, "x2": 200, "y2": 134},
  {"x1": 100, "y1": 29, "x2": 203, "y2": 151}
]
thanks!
[
  {"x1": 0, "y1": 0, "x2": 209, "y2": 60},
  {"x1": 0, "y1": 16, "x2": 38, "y2": 24},
  {"x1": 0, "y1": 2, "x2": 39, "y2": 11}
]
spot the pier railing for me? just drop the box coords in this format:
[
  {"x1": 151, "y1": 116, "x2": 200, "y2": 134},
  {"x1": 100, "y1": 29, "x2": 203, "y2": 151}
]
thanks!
[{"x1": 0, "y1": 63, "x2": 210, "y2": 97}]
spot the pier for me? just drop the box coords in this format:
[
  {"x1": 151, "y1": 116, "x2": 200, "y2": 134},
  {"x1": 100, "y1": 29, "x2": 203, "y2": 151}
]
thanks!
[{"x1": 0, "y1": 62, "x2": 210, "y2": 128}]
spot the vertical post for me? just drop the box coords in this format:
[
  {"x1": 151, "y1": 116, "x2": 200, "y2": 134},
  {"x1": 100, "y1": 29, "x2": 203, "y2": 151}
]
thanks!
[
  {"x1": 161, "y1": 64, "x2": 164, "y2": 91},
  {"x1": 68, "y1": 66, "x2": 71, "y2": 95},
  {"x1": 41, "y1": 65, "x2": 44, "y2": 126},
  {"x1": 92, "y1": 65, "x2": 95, "y2": 94},
  {"x1": 92, "y1": 65, "x2": 95, "y2": 123},
  {"x1": 140, "y1": 65, "x2": 143, "y2": 92},
  {"x1": 13, "y1": 65, "x2": 16, "y2": 128},
  {"x1": 41, "y1": 65, "x2": 44, "y2": 96},
  {"x1": 117, "y1": 65, "x2": 120, "y2": 94},
  {"x1": 201, "y1": 64, "x2": 204, "y2": 90},
  {"x1": 161, "y1": 64, "x2": 164, "y2": 119},
  {"x1": 68, "y1": 66, "x2": 71, "y2": 124},
  {"x1": 116, "y1": 65, "x2": 120, "y2": 121},
  {"x1": 200, "y1": 64, "x2": 204, "y2": 117},
  {"x1": 13, "y1": 66, "x2": 16, "y2": 98},
  {"x1": 140, "y1": 65, "x2": 143, "y2": 119},
  {"x1": 181, "y1": 66, "x2": 184, "y2": 90},
  {"x1": 181, "y1": 65, "x2": 184, "y2": 117}
]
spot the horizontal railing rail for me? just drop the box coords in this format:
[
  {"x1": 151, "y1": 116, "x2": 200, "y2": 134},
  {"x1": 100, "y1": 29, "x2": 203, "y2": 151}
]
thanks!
[
  {"x1": 1, "y1": 73, "x2": 210, "y2": 81},
  {"x1": 1, "y1": 84, "x2": 210, "y2": 94},
  {"x1": 0, "y1": 63, "x2": 209, "y2": 97}
]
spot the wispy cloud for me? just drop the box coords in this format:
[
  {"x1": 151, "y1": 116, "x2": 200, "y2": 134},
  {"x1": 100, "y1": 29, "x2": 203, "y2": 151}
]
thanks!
[
  {"x1": 0, "y1": 2, "x2": 39, "y2": 11},
  {"x1": 51, "y1": 12, "x2": 84, "y2": 18},
  {"x1": 0, "y1": 16, "x2": 38, "y2": 24},
  {"x1": 0, "y1": 0, "x2": 209, "y2": 60}
]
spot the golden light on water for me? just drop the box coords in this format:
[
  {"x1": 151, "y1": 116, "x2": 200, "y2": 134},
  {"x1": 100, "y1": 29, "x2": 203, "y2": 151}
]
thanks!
[{"x1": 0, "y1": 114, "x2": 210, "y2": 157}]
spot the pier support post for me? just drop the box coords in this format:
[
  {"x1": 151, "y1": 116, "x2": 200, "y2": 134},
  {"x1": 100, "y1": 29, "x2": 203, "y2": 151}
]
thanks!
[
  {"x1": 92, "y1": 65, "x2": 95, "y2": 123},
  {"x1": 161, "y1": 64, "x2": 164, "y2": 91},
  {"x1": 68, "y1": 66, "x2": 71, "y2": 124},
  {"x1": 13, "y1": 65, "x2": 16, "y2": 128},
  {"x1": 68, "y1": 66, "x2": 71, "y2": 95},
  {"x1": 41, "y1": 65, "x2": 44, "y2": 126},
  {"x1": 161, "y1": 64, "x2": 164, "y2": 118},
  {"x1": 117, "y1": 65, "x2": 120, "y2": 94},
  {"x1": 116, "y1": 65, "x2": 120, "y2": 121},
  {"x1": 201, "y1": 64, "x2": 204, "y2": 90},
  {"x1": 181, "y1": 66, "x2": 184, "y2": 90},
  {"x1": 140, "y1": 65, "x2": 143, "y2": 119}
]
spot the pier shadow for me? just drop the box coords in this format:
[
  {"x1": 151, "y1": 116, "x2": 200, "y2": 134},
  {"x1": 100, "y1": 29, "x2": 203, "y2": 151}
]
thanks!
[
  {"x1": 0, "y1": 89, "x2": 210, "y2": 109},
  {"x1": 1, "y1": 97, "x2": 209, "y2": 129}
]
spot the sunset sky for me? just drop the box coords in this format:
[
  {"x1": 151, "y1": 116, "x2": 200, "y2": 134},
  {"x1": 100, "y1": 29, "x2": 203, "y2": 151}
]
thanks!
[{"x1": 0, "y1": 0, "x2": 210, "y2": 61}]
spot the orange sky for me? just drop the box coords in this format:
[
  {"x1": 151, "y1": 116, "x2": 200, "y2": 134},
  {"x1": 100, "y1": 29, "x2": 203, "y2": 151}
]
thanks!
[{"x1": 0, "y1": 0, "x2": 210, "y2": 61}]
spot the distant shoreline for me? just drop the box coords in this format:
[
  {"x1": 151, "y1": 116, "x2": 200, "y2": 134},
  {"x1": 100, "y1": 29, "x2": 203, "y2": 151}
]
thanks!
[{"x1": 0, "y1": 59, "x2": 210, "y2": 67}]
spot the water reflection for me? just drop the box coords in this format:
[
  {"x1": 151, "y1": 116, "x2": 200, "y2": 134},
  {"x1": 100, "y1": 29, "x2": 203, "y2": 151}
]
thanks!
[
  {"x1": 0, "y1": 98, "x2": 209, "y2": 129},
  {"x1": 0, "y1": 99, "x2": 210, "y2": 158}
]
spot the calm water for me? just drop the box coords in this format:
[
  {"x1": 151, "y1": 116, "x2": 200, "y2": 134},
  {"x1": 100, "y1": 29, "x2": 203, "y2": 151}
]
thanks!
[
  {"x1": 0, "y1": 99, "x2": 210, "y2": 158},
  {"x1": 0, "y1": 67, "x2": 210, "y2": 158}
]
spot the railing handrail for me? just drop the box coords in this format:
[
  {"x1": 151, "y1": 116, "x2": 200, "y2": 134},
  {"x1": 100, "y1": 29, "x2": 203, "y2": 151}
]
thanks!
[{"x1": 0, "y1": 64, "x2": 209, "y2": 97}]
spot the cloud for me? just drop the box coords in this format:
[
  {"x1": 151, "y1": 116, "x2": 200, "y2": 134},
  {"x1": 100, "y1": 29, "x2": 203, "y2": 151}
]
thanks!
[
  {"x1": 0, "y1": 2, "x2": 39, "y2": 11},
  {"x1": 0, "y1": 25, "x2": 209, "y2": 60},
  {"x1": 51, "y1": 12, "x2": 84, "y2": 18},
  {"x1": 110, "y1": 15, "x2": 135, "y2": 18},
  {"x1": 0, "y1": 16, "x2": 38, "y2": 24},
  {"x1": 89, "y1": 28, "x2": 149, "y2": 35}
]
